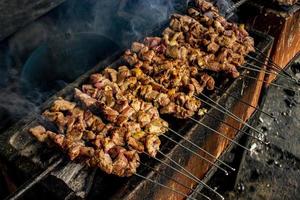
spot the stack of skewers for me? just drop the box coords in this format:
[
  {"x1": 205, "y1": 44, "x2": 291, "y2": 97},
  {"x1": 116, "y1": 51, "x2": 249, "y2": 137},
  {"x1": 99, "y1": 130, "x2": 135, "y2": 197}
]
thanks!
[{"x1": 28, "y1": 0, "x2": 298, "y2": 199}]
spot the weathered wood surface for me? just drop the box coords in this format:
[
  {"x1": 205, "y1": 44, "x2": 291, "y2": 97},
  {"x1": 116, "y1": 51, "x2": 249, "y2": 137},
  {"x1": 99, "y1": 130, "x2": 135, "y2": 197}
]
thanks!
[
  {"x1": 245, "y1": 3, "x2": 300, "y2": 83},
  {"x1": 0, "y1": 0, "x2": 65, "y2": 41}
]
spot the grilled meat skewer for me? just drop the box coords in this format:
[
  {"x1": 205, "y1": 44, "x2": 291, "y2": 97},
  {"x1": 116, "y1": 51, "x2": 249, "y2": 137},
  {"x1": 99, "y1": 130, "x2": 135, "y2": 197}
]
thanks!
[
  {"x1": 124, "y1": 0, "x2": 254, "y2": 79},
  {"x1": 49, "y1": 97, "x2": 167, "y2": 158},
  {"x1": 77, "y1": 70, "x2": 237, "y2": 173},
  {"x1": 80, "y1": 68, "x2": 200, "y2": 119},
  {"x1": 30, "y1": 98, "x2": 141, "y2": 177},
  {"x1": 74, "y1": 84, "x2": 169, "y2": 158},
  {"x1": 98, "y1": 65, "x2": 266, "y2": 145},
  {"x1": 124, "y1": 39, "x2": 216, "y2": 94},
  {"x1": 29, "y1": 125, "x2": 139, "y2": 177}
]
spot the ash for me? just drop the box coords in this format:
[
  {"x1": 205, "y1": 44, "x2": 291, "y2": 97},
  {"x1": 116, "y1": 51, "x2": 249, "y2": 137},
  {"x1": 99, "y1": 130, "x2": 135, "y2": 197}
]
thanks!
[{"x1": 224, "y1": 57, "x2": 300, "y2": 199}]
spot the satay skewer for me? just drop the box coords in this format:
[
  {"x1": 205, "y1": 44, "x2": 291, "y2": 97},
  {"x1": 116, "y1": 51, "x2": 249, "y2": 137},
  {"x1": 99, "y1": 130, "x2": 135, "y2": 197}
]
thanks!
[
  {"x1": 243, "y1": 61, "x2": 297, "y2": 83},
  {"x1": 28, "y1": 125, "x2": 208, "y2": 200},
  {"x1": 103, "y1": 66, "x2": 262, "y2": 146},
  {"x1": 78, "y1": 71, "x2": 244, "y2": 172},
  {"x1": 194, "y1": 94, "x2": 267, "y2": 136},
  {"x1": 28, "y1": 128, "x2": 207, "y2": 200},
  {"x1": 31, "y1": 100, "x2": 214, "y2": 198},
  {"x1": 88, "y1": 68, "x2": 253, "y2": 154},
  {"x1": 213, "y1": 86, "x2": 274, "y2": 119},
  {"x1": 46, "y1": 98, "x2": 223, "y2": 199},
  {"x1": 167, "y1": 127, "x2": 236, "y2": 171},
  {"x1": 161, "y1": 133, "x2": 229, "y2": 175},
  {"x1": 157, "y1": 150, "x2": 225, "y2": 200},
  {"x1": 251, "y1": 48, "x2": 296, "y2": 80},
  {"x1": 132, "y1": 71, "x2": 262, "y2": 145},
  {"x1": 138, "y1": 161, "x2": 211, "y2": 200},
  {"x1": 134, "y1": 173, "x2": 198, "y2": 200},
  {"x1": 239, "y1": 74, "x2": 297, "y2": 92},
  {"x1": 186, "y1": 0, "x2": 297, "y2": 86},
  {"x1": 75, "y1": 87, "x2": 232, "y2": 175},
  {"x1": 129, "y1": 70, "x2": 267, "y2": 146}
]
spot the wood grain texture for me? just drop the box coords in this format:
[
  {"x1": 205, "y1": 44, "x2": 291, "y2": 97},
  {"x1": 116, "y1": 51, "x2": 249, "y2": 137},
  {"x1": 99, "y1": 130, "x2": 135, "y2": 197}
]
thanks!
[
  {"x1": 0, "y1": 0, "x2": 65, "y2": 41},
  {"x1": 246, "y1": 5, "x2": 300, "y2": 83}
]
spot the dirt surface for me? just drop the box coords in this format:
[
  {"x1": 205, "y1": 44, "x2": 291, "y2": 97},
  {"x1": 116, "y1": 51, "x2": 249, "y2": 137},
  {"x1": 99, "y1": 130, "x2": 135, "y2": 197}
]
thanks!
[{"x1": 223, "y1": 57, "x2": 300, "y2": 200}]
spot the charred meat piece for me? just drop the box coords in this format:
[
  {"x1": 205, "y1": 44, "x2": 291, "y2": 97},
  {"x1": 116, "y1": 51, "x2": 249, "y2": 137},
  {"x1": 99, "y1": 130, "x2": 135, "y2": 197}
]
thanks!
[
  {"x1": 112, "y1": 151, "x2": 128, "y2": 177},
  {"x1": 74, "y1": 88, "x2": 97, "y2": 108},
  {"x1": 103, "y1": 68, "x2": 118, "y2": 83},
  {"x1": 123, "y1": 150, "x2": 140, "y2": 176},
  {"x1": 128, "y1": 137, "x2": 145, "y2": 152},
  {"x1": 80, "y1": 146, "x2": 95, "y2": 157},
  {"x1": 144, "y1": 119, "x2": 168, "y2": 135},
  {"x1": 145, "y1": 135, "x2": 161, "y2": 157},
  {"x1": 29, "y1": 98, "x2": 145, "y2": 177},
  {"x1": 29, "y1": 125, "x2": 48, "y2": 142},
  {"x1": 50, "y1": 98, "x2": 76, "y2": 112},
  {"x1": 88, "y1": 149, "x2": 113, "y2": 174}
]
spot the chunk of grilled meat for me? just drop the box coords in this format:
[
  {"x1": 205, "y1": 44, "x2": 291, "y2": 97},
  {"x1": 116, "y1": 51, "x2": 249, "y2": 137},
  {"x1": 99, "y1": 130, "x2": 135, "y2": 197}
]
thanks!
[
  {"x1": 30, "y1": 121, "x2": 140, "y2": 176},
  {"x1": 29, "y1": 125, "x2": 49, "y2": 142},
  {"x1": 123, "y1": 0, "x2": 253, "y2": 79},
  {"x1": 29, "y1": 125, "x2": 87, "y2": 160},
  {"x1": 50, "y1": 98, "x2": 76, "y2": 112},
  {"x1": 31, "y1": 95, "x2": 156, "y2": 176},
  {"x1": 88, "y1": 146, "x2": 140, "y2": 177}
]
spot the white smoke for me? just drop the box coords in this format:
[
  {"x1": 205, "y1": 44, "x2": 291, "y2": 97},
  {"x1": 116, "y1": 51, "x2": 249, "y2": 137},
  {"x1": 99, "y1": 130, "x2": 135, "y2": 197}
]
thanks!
[
  {"x1": 93, "y1": 0, "x2": 175, "y2": 47},
  {"x1": 0, "y1": 0, "x2": 181, "y2": 129},
  {"x1": 210, "y1": 0, "x2": 235, "y2": 15}
]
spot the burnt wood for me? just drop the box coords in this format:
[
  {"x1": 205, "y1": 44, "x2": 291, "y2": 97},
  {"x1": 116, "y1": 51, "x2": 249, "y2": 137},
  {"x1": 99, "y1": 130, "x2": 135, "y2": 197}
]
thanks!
[{"x1": 241, "y1": 2, "x2": 300, "y2": 83}]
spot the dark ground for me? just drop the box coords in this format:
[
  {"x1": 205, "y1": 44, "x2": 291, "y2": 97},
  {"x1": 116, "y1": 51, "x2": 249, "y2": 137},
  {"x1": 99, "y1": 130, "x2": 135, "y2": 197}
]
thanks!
[{"x1": 222, "y1": 57, "x2": 300, "y2": 200}]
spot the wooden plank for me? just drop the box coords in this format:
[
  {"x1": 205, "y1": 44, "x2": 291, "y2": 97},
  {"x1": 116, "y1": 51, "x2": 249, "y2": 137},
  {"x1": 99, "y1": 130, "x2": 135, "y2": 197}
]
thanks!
[
  {"x1": 0, "y1": 0, "x2": 65, "y2": 41},
  {"x1": 245, "y1": 3, "x2": 300, "y2": 83}
]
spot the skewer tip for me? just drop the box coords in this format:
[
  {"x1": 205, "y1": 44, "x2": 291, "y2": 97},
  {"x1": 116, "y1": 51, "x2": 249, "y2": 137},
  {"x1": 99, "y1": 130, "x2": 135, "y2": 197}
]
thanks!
[{"x1": 264, "y1": 140, "x2": 270, "y2": 146}]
